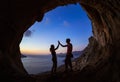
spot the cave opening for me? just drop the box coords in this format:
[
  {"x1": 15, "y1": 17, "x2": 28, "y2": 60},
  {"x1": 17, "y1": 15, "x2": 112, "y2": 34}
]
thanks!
[
  {"x1": 20, "y1": 3, "x2": 93, "y2": 74},
  {"x1": 0, "y1": 0, "x2": 119, "y2": 81}
]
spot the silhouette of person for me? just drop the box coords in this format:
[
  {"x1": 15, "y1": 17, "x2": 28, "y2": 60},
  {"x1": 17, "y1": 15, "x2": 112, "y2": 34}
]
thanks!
[
  {"x1": 50, "y1": 42, "x2": 59, "y2": 74},
  {"x1": 58, "y1": 38, "x2": 73, "y2": 72}
]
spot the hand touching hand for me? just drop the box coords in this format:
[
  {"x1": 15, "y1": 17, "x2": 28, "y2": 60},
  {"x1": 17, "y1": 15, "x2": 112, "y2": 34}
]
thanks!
[{"x1": 58, "y1": 41, "x2": 60, "y2": 44}]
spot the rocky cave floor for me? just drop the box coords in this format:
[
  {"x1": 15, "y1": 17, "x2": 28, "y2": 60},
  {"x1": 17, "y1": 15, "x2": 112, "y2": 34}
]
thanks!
[{"x1": 26, "y1": 59, "x2": 106, "y2": 82}]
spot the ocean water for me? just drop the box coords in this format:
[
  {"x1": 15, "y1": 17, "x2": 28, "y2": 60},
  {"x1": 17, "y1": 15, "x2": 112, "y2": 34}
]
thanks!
[
  {"x1": 21, "y1": 55, "x2": 65, "y2": 74},
  {"x1": 21, "y1": 54, "x2": 80, "y2": 74}
]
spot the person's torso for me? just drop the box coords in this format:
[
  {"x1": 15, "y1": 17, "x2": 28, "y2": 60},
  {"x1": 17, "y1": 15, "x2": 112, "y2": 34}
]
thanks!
[{"x1": 67, "y1": 43, "x2": 73, "y2": 55}]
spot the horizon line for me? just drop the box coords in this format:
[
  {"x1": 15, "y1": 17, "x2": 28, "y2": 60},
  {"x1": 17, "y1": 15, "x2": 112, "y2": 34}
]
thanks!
[{"x1": 21, "y1": 50, "x2": 83, "y2": 56}]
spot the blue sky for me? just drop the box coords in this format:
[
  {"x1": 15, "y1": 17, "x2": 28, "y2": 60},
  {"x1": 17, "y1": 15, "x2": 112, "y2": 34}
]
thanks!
[{"x1": 20, "y1": 3, "x2": 92, "y2": 55}]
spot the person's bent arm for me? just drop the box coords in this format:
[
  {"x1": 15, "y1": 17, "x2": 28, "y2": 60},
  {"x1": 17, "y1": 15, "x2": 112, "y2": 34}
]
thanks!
[
  {"x1": 60, "y1": 43, "x2": 67, "y2": 47},
  {"x1": 58, "y1": 41, "x2": 67, "y2": 47}
]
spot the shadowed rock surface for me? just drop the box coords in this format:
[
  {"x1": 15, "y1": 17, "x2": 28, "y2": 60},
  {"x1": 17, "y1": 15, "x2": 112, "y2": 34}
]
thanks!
[{"x1": 0, "y1": 0, "x2": 120, "y2": 82}]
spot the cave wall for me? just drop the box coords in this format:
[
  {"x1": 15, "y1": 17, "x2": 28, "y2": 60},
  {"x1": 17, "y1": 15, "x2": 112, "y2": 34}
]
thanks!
[
  {"x1": 75, "y1": 0, "x2": 120, "y2": 81},
  {"x1": 0, "y1": 0, "x2": 120, "y2": 81}
]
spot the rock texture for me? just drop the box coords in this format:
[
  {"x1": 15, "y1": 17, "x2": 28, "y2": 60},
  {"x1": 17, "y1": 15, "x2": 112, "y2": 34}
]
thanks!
[{"x1": 0, "y1": 0, "x2": 120, "y2": 81}]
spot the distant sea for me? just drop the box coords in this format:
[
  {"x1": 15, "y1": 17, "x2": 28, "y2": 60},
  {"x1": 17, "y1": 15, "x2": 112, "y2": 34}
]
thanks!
[{"x1": 21, "y1": 53, "x2": 81, "y2": 74}]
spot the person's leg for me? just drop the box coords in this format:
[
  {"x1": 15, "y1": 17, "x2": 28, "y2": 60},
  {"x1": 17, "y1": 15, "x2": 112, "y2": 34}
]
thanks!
[
  {"x1": 51, "y1": 63, "x2": 54, "y2": 74},
  {"x1": 68, "y1": 55, "x2": 73, "y2": 71},
  {"x1": 54, "y1": 61, "x2": 57, "y2": 73},
  {"x1": 69, "y1": 58, "x2": 73, "y2": 71},
  {"x1": 65, "y1": 56, "x2": 69, "y2": 71}
]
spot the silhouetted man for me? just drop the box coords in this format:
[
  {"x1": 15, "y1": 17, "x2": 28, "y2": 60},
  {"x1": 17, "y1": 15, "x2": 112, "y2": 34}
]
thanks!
[{"x1": 58, "y1": 38, "x2": 73, "y2": 72}]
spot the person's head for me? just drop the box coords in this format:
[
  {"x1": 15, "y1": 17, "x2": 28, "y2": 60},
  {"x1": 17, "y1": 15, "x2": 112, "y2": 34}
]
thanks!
[
  {"x1": 50, "y1": 44, "x2": 54, "y2": 49},
  {"x1": 66, "y1": 38, "x2": 70, "y2": 43}
]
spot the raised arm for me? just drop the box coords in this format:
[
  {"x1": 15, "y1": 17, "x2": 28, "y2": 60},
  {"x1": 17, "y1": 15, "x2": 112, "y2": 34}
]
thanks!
[
  {"x1": 58, "y1": 41, "x2": 67, "y2": 47},
  {"x1": 55, "y1": 42, "x2": 59, "y2": 50}
]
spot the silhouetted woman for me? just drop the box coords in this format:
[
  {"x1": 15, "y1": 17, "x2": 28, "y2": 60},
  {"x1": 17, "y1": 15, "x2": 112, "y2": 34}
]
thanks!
[{"x1": 50, "y1": 42, "x2": 59, "y2": 74}]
